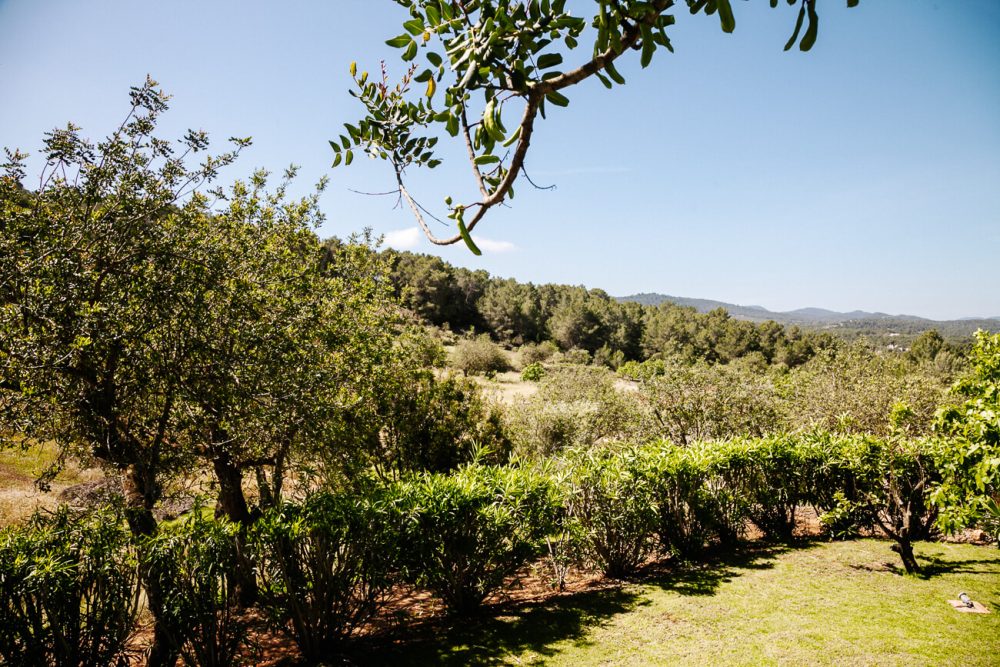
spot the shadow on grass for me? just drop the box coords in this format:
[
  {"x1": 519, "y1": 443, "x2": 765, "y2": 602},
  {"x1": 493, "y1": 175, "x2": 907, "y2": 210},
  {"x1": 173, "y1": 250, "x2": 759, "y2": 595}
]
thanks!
[
  {"x1": 348, "y1": 586, "x2": 646, "y2": 666},
  {"x1": 347, "y1": 542, "x2": 797, "y2": 665},
  {"x1": 642, "y1": 541, "x2": 799, "y2": 596},
  {"x1": 913, "y1": 552, "x2": 1000, "y2": 579}
]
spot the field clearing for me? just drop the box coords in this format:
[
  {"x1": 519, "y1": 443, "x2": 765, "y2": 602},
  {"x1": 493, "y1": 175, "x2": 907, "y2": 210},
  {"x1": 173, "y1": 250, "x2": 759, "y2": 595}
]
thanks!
[
  {"x1": 354, "y1": 540, "x2": 1000, "y2": 666},
  {"x1": 0, "y1": 442, "x2": 100, "y2": 526}
]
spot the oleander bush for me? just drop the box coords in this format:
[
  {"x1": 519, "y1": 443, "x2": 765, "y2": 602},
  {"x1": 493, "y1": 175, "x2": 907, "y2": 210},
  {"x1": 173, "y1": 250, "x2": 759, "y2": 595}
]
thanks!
[
  {"x1": 395, "y1": 463, "x2": 562, "y2": 614},
  {"x1": 145, "y1": 510, "x2": 250, "y2": 667},
  {"x1": 637, "y1": 442, "x2": 720, "y2": 558},
  {"x1": 0, "y1": 506, "x2": 140, "y2": 667},
  {"x1": 252, "y1": 487, "x2": 401, "y2": 661},
  {"x1": 567, "y1": 448, "x2": 660, "y2": 578}
]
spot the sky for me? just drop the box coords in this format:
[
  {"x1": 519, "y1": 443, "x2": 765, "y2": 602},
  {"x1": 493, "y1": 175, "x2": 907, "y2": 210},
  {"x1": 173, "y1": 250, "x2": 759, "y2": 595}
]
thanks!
[{"x1": 1, "y1": 0, "x2": 998, "y2": 320}]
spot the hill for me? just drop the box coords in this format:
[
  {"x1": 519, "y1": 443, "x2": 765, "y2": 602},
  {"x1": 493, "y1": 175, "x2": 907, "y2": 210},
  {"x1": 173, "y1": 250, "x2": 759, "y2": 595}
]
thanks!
[{"x1": 618, "y1": 293, "x2": 999, "y2": 341}]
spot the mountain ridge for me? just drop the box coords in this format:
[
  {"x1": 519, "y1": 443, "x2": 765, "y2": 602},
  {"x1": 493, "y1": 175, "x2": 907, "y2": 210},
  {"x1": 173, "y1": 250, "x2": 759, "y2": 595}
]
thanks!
[{"x1": 617, "y1": 293, "x2": 999, "y2": 333}]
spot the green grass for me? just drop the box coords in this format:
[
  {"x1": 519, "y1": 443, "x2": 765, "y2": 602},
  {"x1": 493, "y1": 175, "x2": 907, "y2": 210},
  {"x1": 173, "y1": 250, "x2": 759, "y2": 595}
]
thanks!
[{"x1": 353, "y1": 540, "x2": 1000, "y2": 666}]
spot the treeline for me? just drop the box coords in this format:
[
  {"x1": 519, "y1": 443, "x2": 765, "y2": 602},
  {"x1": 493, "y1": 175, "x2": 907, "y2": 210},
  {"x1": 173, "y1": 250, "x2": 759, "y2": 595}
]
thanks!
[{"x1": 377, "y1": 250, "x2": 838, "y2": 367}]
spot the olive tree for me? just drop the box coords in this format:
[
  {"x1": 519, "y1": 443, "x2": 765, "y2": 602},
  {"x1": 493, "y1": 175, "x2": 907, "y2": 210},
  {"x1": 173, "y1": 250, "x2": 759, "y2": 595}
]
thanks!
[
  {"x1": 0, "y1": 77, "x2": 247, "y2": 665},
  {"x1": 0, "y1": 79, "x2": 399, "y2": 662},
  {"x1": 333, "y1": 0, "x2": 858, "y2": 250}
]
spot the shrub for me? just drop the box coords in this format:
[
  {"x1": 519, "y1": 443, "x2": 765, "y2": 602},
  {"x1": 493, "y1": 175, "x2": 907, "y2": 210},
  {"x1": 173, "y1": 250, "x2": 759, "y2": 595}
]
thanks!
[
  {"x1": 145, "y1": 509, "x2": 250, "y2": 666},
  {"x1": 556, "y1": 347, "x2": 591, "y2": 365},
  {"x1": 377, "y1": 371, "x2": 510, "y2": 476},
  {"x1": 521, "y1": 362, "x2": 546, "y2": 382},
  {"x1": 567, "y1": 448, "x2": 659, "y2": 578},
  {"x1": 505, "y1": 365, "x2": 642, "y2": 458},
  {"x1": 617, "y1": 358, "x2": 666, "y2": 381},
  {"x1": 395, "y1": 464, "x2": 562, "y2": 613},
  {"x1": 520, "y1": 341, "x2": 558, "y2": 365},
  {"x1": 711, "y1": 436, "x2": 809, "y2": 540},
  {"x1": 252, "y1": 488, "x2": 401, "y2": 661},
  {"x1": 638, "y1": 442, "x2": 719, "y2": 557},
  {"x1": 396, "y1": 326, "x2": 447, "y2": 368},
  {"x1": 451, "y1": 334, "x2": 511, "y2": 376},
  {"x1": 637, "y1": 362, "x2": 785, "y2": 445},
  {"x1": 0, "y1": 506, "x2": 139, "y2": 666}
]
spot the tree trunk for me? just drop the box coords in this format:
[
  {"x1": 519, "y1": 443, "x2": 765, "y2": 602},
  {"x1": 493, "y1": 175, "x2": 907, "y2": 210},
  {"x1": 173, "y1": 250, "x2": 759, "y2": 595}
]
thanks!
[
  {"x1": 122, "y1": 463, "x2": 178, "y2": 667},
  {"x1": 212, "y1": 453, "x2": 258, "y2": 606},
  {"x1": 891, "y1": 539, "x2": 920, "y2": 574}
]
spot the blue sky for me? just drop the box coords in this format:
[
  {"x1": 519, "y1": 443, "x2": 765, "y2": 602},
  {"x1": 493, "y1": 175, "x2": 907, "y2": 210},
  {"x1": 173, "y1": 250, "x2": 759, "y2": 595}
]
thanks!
[{"x1": 1, "y1": 0, "x2": 997, "y2": 319}]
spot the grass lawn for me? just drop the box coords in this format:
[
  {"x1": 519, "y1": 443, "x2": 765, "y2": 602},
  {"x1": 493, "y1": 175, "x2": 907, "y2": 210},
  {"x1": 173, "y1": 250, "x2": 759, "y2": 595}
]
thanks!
[{"x1": 354, "y1": 540, "x2": 1000, "y2": 666}]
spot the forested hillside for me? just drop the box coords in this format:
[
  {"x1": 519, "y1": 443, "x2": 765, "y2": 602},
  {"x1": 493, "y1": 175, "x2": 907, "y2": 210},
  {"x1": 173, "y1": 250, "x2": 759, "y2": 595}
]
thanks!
[{"x1": 378, "y1": 249, "x2": 974, "y2": 368}]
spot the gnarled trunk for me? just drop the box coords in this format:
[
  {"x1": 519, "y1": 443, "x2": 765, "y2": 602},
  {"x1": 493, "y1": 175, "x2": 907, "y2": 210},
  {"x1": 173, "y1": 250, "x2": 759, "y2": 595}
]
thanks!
[
  {"x1": 122, "y1": 463, "x2": 178, "y2": 667},
  {"x1": 212, "y1": 450, "x2": 258, "y2": 606}
]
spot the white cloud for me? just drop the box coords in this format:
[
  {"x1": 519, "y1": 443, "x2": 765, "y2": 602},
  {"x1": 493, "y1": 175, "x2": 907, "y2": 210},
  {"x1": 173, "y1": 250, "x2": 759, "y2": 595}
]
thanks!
[
  {"x1": 383, "y1": 227, "x2": 421, "y2": 250},
  {"x1": 475, "y1": 237, "x2": 517, "y2": 253}
]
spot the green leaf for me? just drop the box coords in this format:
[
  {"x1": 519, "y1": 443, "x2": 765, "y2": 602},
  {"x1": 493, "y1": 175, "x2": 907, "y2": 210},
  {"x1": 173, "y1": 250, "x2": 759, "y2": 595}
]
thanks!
[
  {"x1": 426, "y1": 51, "x2": 443, "y2": 67},
  {"x1": 386, "y1": 34, "x2": 411, "y2": 49},
  {"x1": 847, "y1": 0, "x2": 859, "y2": 7},
  {"x1": 717, "y1": 0, "x2": 736, "y2": 33},
  {"x1": 403, "y1": 18, "x2": 424, "y2": 36},
  {"x1": 332, "y1": 152, "x2": 343, "y2": 168},
  {"x1": 344, "y1": 150, "x2": 354, "y2": 166},
  {"x1": 329, "y1": 140, "x2": 341, "y2": 153},
  {"x1": 403, "y1": 40, "x2": 419, "y2": 61},
  {"x1": 800, "y1": 1, "x2": 818, "y2": 51},
  {"x1": 474, "y1": 154, "x2": 501, "y2": 165},
  {"x1": 545, "y1": 91, "x2": 570, "y2": 107},
  {"x1": 604, "y1": 60, "x2": 626, "y2": 85},
  {"x1": 537, "y1": 53, "x2": 563, "y2": 69},
  {"x1": 784, "y1": 5, "x2": 806, "y2": 51}
]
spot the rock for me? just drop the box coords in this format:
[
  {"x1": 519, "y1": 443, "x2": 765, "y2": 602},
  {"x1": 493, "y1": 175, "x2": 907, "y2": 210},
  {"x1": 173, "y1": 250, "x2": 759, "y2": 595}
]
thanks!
[{"x1": 57, "y1": 477, "x2": 119, "y2": 507}]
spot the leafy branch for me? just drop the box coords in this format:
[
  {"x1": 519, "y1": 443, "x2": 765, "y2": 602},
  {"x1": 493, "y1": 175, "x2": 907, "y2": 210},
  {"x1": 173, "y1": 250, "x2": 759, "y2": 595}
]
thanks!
[{"x1": 334, "y1": 0, "x2": 850, "y2": 250}]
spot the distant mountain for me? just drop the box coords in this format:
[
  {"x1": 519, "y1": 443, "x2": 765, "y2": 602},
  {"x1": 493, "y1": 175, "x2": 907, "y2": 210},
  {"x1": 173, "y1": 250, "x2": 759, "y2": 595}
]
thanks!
[{"x1": 617, "y1": 293, "x2": 999, "y2": 341}]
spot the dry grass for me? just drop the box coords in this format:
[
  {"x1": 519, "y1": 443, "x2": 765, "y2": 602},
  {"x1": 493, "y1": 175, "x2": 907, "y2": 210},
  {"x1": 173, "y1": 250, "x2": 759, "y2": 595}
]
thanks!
[{"x1": 0, "y1": 442, "x2": 100, "y2": 527}]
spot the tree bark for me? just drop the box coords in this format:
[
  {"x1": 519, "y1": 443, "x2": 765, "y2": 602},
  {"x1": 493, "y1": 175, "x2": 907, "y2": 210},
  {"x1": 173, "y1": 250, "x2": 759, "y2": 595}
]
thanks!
[
  {"x1": 211, "y1": 451, "x2": 258, "y2": 606},
  {"x1": 891, "y1": 540, "x2": 920, "y2": 574},
  {"x1": 122, "y1": 463, "x2": 178, "y2": 667}
]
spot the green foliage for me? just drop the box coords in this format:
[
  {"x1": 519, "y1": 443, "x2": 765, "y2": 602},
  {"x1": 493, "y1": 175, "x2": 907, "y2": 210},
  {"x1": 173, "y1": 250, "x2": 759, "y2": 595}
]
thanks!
[
  {"x1": 519, "y1": 341, "x2": 559, "y2": 365},
  {"x1": 819, "y1": 491, "x2": 873, "y2": 541},
  {"x1": 375, "y1": 370, "x2": 510, "y2": 477},
  {"x1": 931, "y1": 330, "x2": 1000, "y2": 539},
  {"x1": 145, "y1": 510, "x2": 251, "y2": 667},
  {"x1": 637, "y1": 362, "x2": 785, "y2": 445},
  {"x1": 386, "y1": 251, "x2": 487, "y2": 330},
  {"x1": 252, "y1": 488, "x2": 401, "y2": 660},
  {"x1": 521, "y1": 362, "x2": 546, "y2": 382},
  {"x1": 617, "y1": 359, "x2": 666, "y2": 381},
  {"x1": 635, "y1": 442, "x2": 720, "y2": 557},
  {"x1": 450, "y1": 334, "x2": 512, "y2": 376},
  {"x1": 781, "y1": 345, "x2": 949, "y2": 436},
  {"x1": 566, "y1": 447, "x2": 659, "y2": 578},
  {"x1": 0, "y1": 78, "x2": 249, "y2": 522},
  {"x1": 505, "y1": 365, "x2": 641, "y2": 458},
  {"x1": 396, "y1": 326, "x2": 448, "y2": 368},
  {"x1": 394, "y1": 464, "x2": 562, "y2": 613},
  {"x1": 0, "y1": 506, "x2": 139, "y2": 666}
]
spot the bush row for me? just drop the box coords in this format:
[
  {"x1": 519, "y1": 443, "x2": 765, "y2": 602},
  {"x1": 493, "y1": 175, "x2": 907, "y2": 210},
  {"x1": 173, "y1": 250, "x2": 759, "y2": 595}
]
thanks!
[{"x1": 0, "y1": 433, "x2": 944, "y2": 665}]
